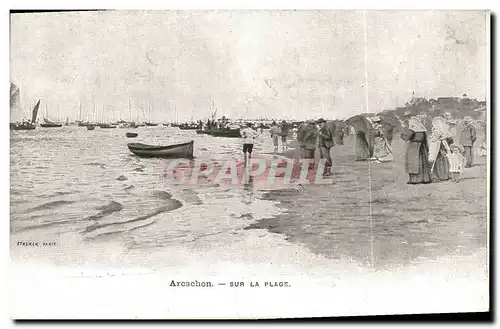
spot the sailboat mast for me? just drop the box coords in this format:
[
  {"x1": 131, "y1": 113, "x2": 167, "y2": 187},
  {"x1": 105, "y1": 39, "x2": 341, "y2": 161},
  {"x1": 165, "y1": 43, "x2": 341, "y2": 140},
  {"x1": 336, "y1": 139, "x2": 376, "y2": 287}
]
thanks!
[
  {"x1": 128, "y1": 98, "x2": 131, "y2": 122},
  {"x1": 79, "y1": 94, "x2": 83, "y2": 121}
]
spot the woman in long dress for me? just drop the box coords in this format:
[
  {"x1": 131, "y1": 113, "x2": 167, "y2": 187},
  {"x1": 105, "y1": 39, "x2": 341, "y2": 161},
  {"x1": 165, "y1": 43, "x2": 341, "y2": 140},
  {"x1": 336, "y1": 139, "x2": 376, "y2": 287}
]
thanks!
[
  {"x1": 355, "y1": 130, "x2": 372, "y2": 161},
  {"x1": 428, "y1": 116, "x2": 452, "y2": 181},
  {"x1": 400, "y1": 117, "x2": 432, "y2": 184},
  {"x1": 370, "y1": 117, "x2": 393, "y2": 163}
]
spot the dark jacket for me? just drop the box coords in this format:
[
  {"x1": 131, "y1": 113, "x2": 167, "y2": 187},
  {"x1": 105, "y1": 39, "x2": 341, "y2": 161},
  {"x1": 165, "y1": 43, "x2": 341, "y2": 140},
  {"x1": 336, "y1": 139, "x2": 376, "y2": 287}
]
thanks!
[
  {"x1": 459, "y1": 123, "x2": 477, "y2": 147},
  {"x1": 318, "y1": 125, "x2": 335, "y2": 148},
  {"x1": 300, "y1": 125, "x2": 318, "y2": 149}
]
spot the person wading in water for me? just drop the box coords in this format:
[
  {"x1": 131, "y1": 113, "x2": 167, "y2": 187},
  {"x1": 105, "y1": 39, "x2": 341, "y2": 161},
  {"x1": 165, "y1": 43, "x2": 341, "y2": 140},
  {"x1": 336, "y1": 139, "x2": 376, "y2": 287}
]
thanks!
[{"x1": 240, "y1": 122, "x2": 259, "y2": 167}]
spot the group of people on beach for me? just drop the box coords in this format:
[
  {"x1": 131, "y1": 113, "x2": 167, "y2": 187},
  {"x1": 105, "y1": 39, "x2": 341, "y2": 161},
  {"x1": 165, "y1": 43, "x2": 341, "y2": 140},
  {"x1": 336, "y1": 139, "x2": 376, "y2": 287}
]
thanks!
[
  {"x1": 400, "y1": 115, "x2": 477, "y2": 184},
  {"x1": 353, "y1": 113, "x2": 478, "y2": 184},
  {"x1": 239, "y1": 113, "x2": 479, "y2": 183},
  {"x1": 240, "y1": 118, "x2": 341, "y2": 176}
]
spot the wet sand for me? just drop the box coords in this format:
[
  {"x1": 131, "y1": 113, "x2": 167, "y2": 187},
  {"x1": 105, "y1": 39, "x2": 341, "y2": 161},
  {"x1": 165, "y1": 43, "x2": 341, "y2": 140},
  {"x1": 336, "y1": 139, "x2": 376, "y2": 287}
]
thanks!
[{"x1": 245, "y1": 135, "x2": 488, "y2": 270}]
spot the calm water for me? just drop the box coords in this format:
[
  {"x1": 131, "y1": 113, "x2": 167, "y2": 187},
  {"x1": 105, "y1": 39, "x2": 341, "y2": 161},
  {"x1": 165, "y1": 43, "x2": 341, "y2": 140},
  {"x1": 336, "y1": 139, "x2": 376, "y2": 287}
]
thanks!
[
  {"x1": 10, "y1": 126, "x2": 285, "y2": 262},
  {"x1": 10, "y1": 125, "x2": 488, "y2": 270}
]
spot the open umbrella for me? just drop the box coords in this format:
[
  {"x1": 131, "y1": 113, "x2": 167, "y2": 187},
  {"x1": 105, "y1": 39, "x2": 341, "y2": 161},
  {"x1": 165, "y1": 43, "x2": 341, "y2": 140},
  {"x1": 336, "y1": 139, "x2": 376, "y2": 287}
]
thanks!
[
  {"x1": 345, "y1": 114, "x2": 372, "y2": 133},
  {"x1": 378, "y1": 112, "x2": 401, "y2": 129}
]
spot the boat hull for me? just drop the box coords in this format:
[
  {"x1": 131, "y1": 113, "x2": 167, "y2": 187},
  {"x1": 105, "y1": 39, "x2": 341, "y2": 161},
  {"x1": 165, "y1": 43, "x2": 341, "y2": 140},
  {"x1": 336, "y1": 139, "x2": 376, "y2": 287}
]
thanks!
[
  {"x1": 11, "y1": 125, "x2": 36, "y2": 130},
  {"x1": 210, "y1": 129, "x2": 241, "y2": 138},
  {"x1": 127, "y1": 141, "x2": 194, "y2": 158},
  {"x1": 41, "y1": 123, "x2": 63, "y2": 128},
  {"x1": 126, "y1": 132, "x2": 138, "y2": 138}
]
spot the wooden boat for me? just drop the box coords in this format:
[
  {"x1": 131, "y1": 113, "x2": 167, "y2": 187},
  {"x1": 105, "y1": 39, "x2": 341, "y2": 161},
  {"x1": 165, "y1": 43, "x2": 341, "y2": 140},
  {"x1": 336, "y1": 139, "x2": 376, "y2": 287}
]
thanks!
[
  {"x1": 126, "y1": 132, "x2": 138, "y2": 138},
  {"x1": 41, "y1": 123, "x2": 63, "y2": 128},
  {"x1": 145, "y1": 122, "x2": 158, "y2": 127},
  {"x1": 87, "y1": 125, "x2": 95, "y2": 130},
  {"x1": 40, "y1": 119, "x2": 63, "y2": 128},
  {"x1": 40, "y1": 102, "x2": 63, "y2": 127},
  {"x1": 210, "y1": 128, "x2": 241, "y2": 138},
  {"x1": 11, "y1": 122, "x2": 36, "y2": 130},
  {"x1": 99, "y1": 123, "x2": 117, "y2": 129},
  {"x1": 127, "y1": 140, "x2": 194, "y2": 158},
  {"x1": 179, "y1": 124, "x2": 198, "y2": 130},
  {"x1": 11, "y1": 98, "x2": 40, "y2": 131}
]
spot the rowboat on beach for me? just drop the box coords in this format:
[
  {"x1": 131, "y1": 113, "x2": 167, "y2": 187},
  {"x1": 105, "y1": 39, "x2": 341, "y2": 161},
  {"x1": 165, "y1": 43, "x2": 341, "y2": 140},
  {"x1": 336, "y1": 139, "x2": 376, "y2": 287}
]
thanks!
[
  {"x1": 127, "y1": 140, "x2": 194, "y2": 158},
  {"x1": 126, "y1": 132, "x2": 138, "y2": 138}
]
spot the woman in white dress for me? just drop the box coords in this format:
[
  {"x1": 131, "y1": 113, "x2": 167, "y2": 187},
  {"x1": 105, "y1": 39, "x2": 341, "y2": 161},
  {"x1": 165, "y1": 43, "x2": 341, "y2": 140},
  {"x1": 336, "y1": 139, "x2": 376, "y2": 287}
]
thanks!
[{"x1": 370, "y1": 117, "x2": 393, "y2": 163}]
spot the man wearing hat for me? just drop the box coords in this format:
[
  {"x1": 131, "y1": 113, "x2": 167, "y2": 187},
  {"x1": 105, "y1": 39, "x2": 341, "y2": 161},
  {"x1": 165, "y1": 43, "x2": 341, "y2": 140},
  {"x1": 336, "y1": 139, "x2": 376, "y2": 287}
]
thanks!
[
  {"x1": 297, "y1": 120, "x2": 318, "y2": 165},
  {"x1": 459, "y1": 116, "x2": 477, "y2": 168},
  {"x1": 317, "y1": 118, "x2": 335, "y2": 176}
]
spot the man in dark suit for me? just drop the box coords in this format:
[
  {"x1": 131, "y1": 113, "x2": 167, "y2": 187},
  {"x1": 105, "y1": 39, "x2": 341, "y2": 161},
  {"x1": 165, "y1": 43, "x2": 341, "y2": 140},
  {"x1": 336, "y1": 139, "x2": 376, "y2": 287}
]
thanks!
[
  {"x1": 317, "y1": 118, "x2": 335, "y2": 176},
  {"x1": 459, "y1": 116, "x2": 477, "y2": 168}
]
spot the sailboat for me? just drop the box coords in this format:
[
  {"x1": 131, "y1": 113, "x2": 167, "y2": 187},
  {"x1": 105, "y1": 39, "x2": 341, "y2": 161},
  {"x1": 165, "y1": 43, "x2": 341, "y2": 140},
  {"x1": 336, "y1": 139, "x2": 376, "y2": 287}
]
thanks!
[
  {"x1": 120, "y1": 99, "x2": 138, "y2": 128},
  {"x1": 145, "y1": 100, "x2": 158, "y2": 126},
  {"x1": 40, "y1": 101, "x2": 63, "y2": 128},
  {"x1": 10, "y1": 82, "x2": 40, "y2": 130},
  {"x1": 77, "y1": 94, "x2": 89, "y2": 126}
]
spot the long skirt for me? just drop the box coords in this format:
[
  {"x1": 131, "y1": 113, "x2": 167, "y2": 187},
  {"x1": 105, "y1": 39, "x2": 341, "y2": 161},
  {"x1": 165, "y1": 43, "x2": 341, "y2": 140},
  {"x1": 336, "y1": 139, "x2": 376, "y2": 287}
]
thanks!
[
  {"x1": 432, "y1": 147, "x2": 451, "y2": 181},
  {"x1": 355, "y1": 135, "x2": 371, "y2": 160},
  {"x1": 464, "y1": 146, "x2": 474, "y2": 167},
  {"x1": 408, "y1": 145, "x2": 432, "y2": 184},
  {"x1": 373, "y1": 137, "x2": 393, "y2": 162}
]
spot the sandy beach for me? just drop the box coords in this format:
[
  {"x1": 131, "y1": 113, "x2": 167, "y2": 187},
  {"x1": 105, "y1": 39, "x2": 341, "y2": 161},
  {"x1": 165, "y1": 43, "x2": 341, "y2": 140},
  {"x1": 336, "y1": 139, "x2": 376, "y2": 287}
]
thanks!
[{"x1": 246, "y1": 134, "x2": 488, "y2": 271}]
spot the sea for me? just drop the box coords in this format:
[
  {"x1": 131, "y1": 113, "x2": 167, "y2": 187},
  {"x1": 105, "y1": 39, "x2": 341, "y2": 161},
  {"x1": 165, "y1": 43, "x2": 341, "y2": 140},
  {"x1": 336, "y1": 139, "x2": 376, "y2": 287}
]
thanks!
[{"x1": 10, "y1": 125, "x2": 290, "y2": 267}]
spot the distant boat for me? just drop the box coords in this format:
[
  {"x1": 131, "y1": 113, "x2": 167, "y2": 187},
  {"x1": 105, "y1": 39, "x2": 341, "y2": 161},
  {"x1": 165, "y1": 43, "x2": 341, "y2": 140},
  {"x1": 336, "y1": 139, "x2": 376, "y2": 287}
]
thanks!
[
  {"x1": 210, "y1": 128, "x2": 241, "y2": 138},
  {"x1": 40, "y1": 119, "x2": 63, "y2": 128},
  {"x1": 87, "y1": 124, "x2": 95, "y2": 130},
  {"x1": 179, "y1": 123, "x2": 198, "y2": 130},
  {"x1": 145, "y1": 122, "x2": 159, "y2": 127},
  {"x1": 126, "y1": 132, "x2": 138, "y2": 138},
  {"x1": 10, "y1": 83, "x2": 39, "y2": 130},
  {"x1": 127, "y1": 141, "x2": 194, "y2": 158},
  {"x1": 41, "y1": 101, "x2": 63, "y2": 127},
  {"x1": 11, "y1": 99, "x2": 40, "y2": 131},
  {"x1": 119, "y1": 122, "x2": 138, "y2": 128}
]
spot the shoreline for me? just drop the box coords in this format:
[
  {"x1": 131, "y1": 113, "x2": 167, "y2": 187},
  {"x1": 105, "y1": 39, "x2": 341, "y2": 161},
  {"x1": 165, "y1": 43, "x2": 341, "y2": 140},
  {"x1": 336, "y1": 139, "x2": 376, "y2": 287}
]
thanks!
[{"x1": 245, "y1": 136, "x2": 488, "y2": 271}]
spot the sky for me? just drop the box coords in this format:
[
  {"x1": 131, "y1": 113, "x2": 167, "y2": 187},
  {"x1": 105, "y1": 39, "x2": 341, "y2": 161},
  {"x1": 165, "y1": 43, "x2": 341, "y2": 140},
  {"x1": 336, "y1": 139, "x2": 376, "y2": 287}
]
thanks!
[{"x1": 10, "y1": 10, "x2": 488, "y2": 122}]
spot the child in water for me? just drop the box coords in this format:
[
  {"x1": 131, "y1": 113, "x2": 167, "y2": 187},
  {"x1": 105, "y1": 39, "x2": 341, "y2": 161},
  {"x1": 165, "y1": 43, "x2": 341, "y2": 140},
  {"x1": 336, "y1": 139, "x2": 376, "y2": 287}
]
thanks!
[{"x1": 448, "y1": 144, "x2": 465, "y2": 183}]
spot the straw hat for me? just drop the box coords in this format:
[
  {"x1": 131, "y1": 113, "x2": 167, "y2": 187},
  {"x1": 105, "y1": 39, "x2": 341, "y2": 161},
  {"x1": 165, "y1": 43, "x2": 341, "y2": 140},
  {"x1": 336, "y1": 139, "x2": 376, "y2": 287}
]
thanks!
[{"x1": 317, "y1": 118, "x2": 327, "y2": 123}]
